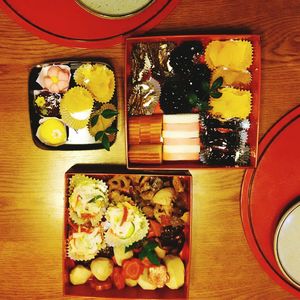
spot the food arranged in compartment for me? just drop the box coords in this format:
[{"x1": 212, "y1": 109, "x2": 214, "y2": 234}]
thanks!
[
  {"x1": 126, "y1": 36, "x2": 259, "y2": 167},
  {"x1": 65, "y1": 173, "x2": 190, "y2": 293},
  {"x1": 29, "y1": 61, "x2": 118, "y2": 150}
]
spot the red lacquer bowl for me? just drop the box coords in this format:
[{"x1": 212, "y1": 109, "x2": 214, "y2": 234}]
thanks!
[
  {"x1": 0, "y1": 0, "x2": 179, "y2": 48},
  {"x1": 241, "y1": 105, "x2": 300, "y2": 297}
]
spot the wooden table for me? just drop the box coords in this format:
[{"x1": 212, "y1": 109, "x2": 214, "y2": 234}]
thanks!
[{"x1": 0, "y1": 1, "x2": 299, "y2": 299}]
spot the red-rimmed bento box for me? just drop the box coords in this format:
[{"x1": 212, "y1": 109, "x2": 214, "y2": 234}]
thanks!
[
  {"x1": 63, "y1": 164, "x2": 192, "y2": 299},
  {"x1": 125, "y1": 34, "x2": 261, "y2": 169}
]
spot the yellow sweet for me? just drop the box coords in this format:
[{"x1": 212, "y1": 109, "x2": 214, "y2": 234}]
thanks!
[
  {"x1": 60, "y1": 86, "x2": 94, "y2": 129},
  {"x1": 36, "y1": 118, "x2": 67, "y2": 146},
  {"x1": 205, "y1": 40, "x2": 253, "y2": 71},
  {"x1": 74, "y1": 63, "x2": 115, "y2": 103},
  {"x1": 209, "y1": 87, "x2": 252, "y2": 120},
  {"x1": 211, "y1": 67, "x2": 252, "y2": 86}
]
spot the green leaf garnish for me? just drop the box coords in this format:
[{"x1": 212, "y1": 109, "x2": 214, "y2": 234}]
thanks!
[
  {"x1": 210, "y1": 91, "x2": 222, "y2": 98},
  {"x1": 95, "y1": 131, "x2": 104, "y2": 141},
  {"x1": 138, "y1": 241, "x2": 160, "y2": 266},
  {"x1": 90, "y1": 115, "x2": 99, "y2": 127},
  {"x1": 101, "y1": 109, "x2": 118, "y2": 119},
  {"x1": 105, "y1": 126, "x2": 118, "y2": 134},
  {"x1": 210, "y1": 76, "x2": 223, "y2": 90},
  {"x1": 101, "y1": 134, "x2": 110, "y2": 151},
  {"x1": 88, "y1": 195, "x2": 102, "y2": 203},
  {"x1": 147, "y1": 251, "x2": 160, "y2": 265}
]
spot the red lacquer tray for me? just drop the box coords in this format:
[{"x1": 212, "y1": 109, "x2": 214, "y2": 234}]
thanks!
[
  {"x1": 0, "y1": 0, "x2": 179, "y2": 48},
  {"x1": 241, "y1": 105, "x2": 300, "y2": 297}
]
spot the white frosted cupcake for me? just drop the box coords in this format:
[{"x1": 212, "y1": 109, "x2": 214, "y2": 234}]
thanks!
[
  {"x1": 68, "y1": 226, "x2": 105, "y2": 261},
  {"x1": 104, "y1": 202, "x2": 149, "y2": 247},
  {"x1": 69, "y1": 176, "x2": 109, "y2": 226}
]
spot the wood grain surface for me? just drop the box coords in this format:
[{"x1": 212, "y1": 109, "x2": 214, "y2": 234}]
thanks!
[{"x1": 0, "y1": 0, "x2": 299, "y2": 299}]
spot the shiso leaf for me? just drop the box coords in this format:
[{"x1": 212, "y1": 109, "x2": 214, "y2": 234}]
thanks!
[
  {"x1": 101, "y1": 134, "x2": 110, "y2": 151},
  {"x1": 95, "y1": 131, "x2": 104, "y2": 141},
  {"x1": 102, "y1": 109, "x2": 118, "y2": 119},
  {"x1": 90, "y1": 115, "x2": 99, "y2": 127},
  {"x1": 105, "y1": 126, "x2": 118, "y2": 134},
  {"x1": 138, "y1": 241, "x2": 160, "y2": 266},
  {"x1": 210, "y1": 91, "x2": 222, "y2": 98},
  {"x1": 211, "y1": 76, "x2": 223, "y2": 90}
]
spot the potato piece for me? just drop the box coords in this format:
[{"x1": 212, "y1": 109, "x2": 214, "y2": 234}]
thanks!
[
  {"x1": 125, "y1": 278, "x2": 138, "y2": 287},
  {"x1": 113, "y1": 246, "x2": 133, "y2": 266},
  {"x1": 154, "y1": 246, "x2": 166, "y2": 259},
  {"x1": 152, "y1": 187, "x2": 175, "y2": 206},
  {"x1": 137, "y1": 268, "x2": 157, "y2": 290},
  {"x1": 90, "y1": 257, "x2": 113, "y2": 281},
  {"x1": 163, "y1": 255, "x2": 185, "y2": 289},
  {"x1": 70, "y1": 265, "x2": 92, "y2": 285},
  {"x1": 181, "y1": 212, "x2": 189, "y2": 224}
]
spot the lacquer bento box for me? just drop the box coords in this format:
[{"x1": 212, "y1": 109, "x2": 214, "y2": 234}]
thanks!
[
  {"x1": 125, "y1": 34, "x2": 261, "y2": 169},
  {"x1": 29, "y1": 60, "x2": 118, "y2": 150},
  {"x1": 63, "y1": 164, "x2": 191, "y2": 298}
]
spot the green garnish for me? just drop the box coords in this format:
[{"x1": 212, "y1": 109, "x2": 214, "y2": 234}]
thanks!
[
  {"x1": 101, "y1": 109, "x2": 118, "y2": 119},
  {"x1": 95, "y1": 125, "x2": 118, "y2": 151},
  {"x1": 88, "y1": 194, "x2": 102, "y2": 203},
  {"x1": 90, "y1": 115, "x2": 99, "y2": 127},
  {"x1": 189, "y1": 76, "x2": 224, "y2": 111},
  {"x1": 138, "y1": 241, "x2": 160, "y2": 266}
]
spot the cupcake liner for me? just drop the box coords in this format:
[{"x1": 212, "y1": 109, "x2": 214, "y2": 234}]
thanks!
[
  {"x1": 68, "y1": 175, "x2": 109, "y2": 226},
  {"x1": 104, "y1": 218, "x2": 149, "y2": 248},
  {"x1": 240, "y1": 119, "x2": 251, "y2": 130},
  {"x1": 60, "y1": 86, "x2": 94, "y2": 130},
  {"x1": 67, "y1": 226, "x2": 106, "y2": 261},
  {"x1": 211, "y1": 67, "x2": 252, "y2": 88},
  {"x1": 205, "y1": 40, "x2": 253, "y2": 71},
  {"x1": 88, "y1": 103, "x2": 117, "y2": 137},
  {"x1": 68, "y1": 174, "x2": 108, "y2": 196},
  {"x1": 85, "y1": 64, "x2": 115, "y2": 103},
  {"x1": 209, "y1": 87, "x2": 252, "y2": 120},
  {"x1": 73, "y1": 63, "x2": 94, "y2": 86},
  {"x1": 104, "y1": 202, "x2": 149, "y2": 247},
  {"x1": 236, "y1": 145, "x2": 251, "y2": 166},
  {"x1": 128, "y1": 78, "x2": 161, "y2": 116}
]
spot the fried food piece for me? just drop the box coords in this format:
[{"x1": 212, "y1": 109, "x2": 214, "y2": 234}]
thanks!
[{"x1": 108, "y1": 175, "x2": 131, "y2": 193}]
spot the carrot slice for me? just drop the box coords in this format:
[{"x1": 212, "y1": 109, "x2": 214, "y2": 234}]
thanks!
[
  {"x1": 149, "y1": 220, "x2": 162, "y2": 236},
  {"x1": 122, "y1": 258, "x2": 144, "y2": 280},
  {"x1": 112, "y1": 267, "x2": 125, "y2": 290},
  {"x1": 89, "y1": 277, "x2": 112, "y2": 291},
  {"x1": 120, "y1": 206, "x2": 128, "y2": 226}
]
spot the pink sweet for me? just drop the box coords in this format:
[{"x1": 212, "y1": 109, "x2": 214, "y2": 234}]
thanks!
[{"x1": 42, "y1": 66, "x2": 70, "y2": 93}]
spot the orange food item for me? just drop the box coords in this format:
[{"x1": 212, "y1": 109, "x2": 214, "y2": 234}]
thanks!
[
  {"x1": 112, "y1": 267, "x2": 125, "y2": 290},
  {"x1": 128, "y1": 144, "x2": 162, "y2": 164},
  {"x1": 89, "y1": 277, "x2": 113, "y2": 291},
  {"x1": 128, "y1": 114, "x2": 163, "y2": 145},
  {"x1": 122, "y1": 258, "x2": 144, "y2": 280},
  {"x1": 149, "y1": 220, "x2": 162, "y2": 237}
]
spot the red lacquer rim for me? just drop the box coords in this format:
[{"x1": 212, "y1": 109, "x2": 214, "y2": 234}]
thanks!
[
  {"x1": 241, "y1": 105, "x2": 300, "y2": 297},
  {"x1": 0, "y1": 0, "x2": 179, "y2": 48}
]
